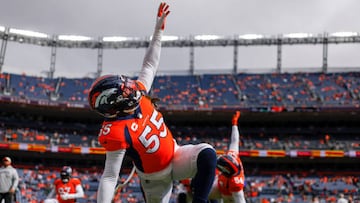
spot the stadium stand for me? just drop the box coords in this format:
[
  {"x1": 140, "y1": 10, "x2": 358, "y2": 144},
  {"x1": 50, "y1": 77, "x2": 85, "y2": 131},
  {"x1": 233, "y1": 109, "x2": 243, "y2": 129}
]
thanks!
[
  {"x1": 152, "y1": 75, "x2": 201, "y2": 107},
  {"x1": 1, "y1": 70, "x2": 360, "y2": 202},
  {"x1": 1, "y1": 71, "x2": 359, "y2": 109},
  {"x1": 8, "y1": 74, "x2": 56, "y2": 101},
  {"x1": 11, "y1": 167, "x2": 360, "y2": 203}
]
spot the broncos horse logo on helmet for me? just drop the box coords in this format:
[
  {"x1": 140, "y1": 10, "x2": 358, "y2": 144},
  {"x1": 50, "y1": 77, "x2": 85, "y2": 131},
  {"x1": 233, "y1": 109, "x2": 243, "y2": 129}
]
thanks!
[
  {"x1": 216, "y1": 154, "x2": 241, "y2": 177},
  {"x1": 88, "y1": 75, "x2": 142, "y2": 118}
]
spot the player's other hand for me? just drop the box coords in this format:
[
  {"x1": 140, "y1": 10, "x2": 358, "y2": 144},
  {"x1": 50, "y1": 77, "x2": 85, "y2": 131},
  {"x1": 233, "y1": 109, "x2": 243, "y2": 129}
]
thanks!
[
  {"x1": 156, "y1": 2, "x2": 170, "y2": 30},
  {"x1": 60, "y1": 194, "x2": 69, "y2": 200}
]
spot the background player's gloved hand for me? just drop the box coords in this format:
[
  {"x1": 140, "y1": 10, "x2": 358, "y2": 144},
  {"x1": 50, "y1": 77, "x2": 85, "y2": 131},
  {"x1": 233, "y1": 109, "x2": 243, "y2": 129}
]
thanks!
[
  {"x1": 60, "y1": 193, "x2": 75, "y2": 200},
  {"x1": 155, "y1": 2, "x2": 170, "y2": 31},
  {"x1": 232, "y1": 111, "x2": 241, "y2": 125},
  {"x1": 60, "y1": 194, "x2": 69, "y2": 200}
]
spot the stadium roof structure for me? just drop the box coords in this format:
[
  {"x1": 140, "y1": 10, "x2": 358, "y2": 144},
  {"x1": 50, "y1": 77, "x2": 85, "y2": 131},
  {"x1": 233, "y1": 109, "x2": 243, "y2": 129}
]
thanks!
[
  {"x1": 1, "y1": 26, "x2": 360, "y2": 77},
  {"x1": 1, "y1": 28, "x2": 360, "y2": 48}
]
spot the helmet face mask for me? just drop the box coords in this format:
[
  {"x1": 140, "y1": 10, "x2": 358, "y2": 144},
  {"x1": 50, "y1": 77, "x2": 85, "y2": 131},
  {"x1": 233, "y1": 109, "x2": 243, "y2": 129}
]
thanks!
[
  {"x1": 216, "y1": 154, "x2": 241, "y2": 177},
  {"x1": 60, "y1": 166, "x2": 72, "y2": 183},
  {"x1": 88, "y1": 75, "x2": 142, "y2": 118}
]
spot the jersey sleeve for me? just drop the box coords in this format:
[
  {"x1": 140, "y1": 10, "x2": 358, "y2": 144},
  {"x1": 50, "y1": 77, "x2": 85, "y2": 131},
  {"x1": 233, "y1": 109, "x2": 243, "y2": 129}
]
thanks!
[
  {"x1": 71, "y1": 178, "x2": 81, "y2": 186},
  {"x1": 98, "y1": 122, "x2": 129, "y2": 151},
  {"x1": 136, "y1": 81, "x2": 147, "y2": 92},
  {"x1": 97, "y1": 150, "x2": 126, "y2": 203},
  {"x1": 54, "y1": 179, "x2": 61, "y2": 188},
  {"x1": 229, "y1": 175, "x2": 245, "y2": 192}
]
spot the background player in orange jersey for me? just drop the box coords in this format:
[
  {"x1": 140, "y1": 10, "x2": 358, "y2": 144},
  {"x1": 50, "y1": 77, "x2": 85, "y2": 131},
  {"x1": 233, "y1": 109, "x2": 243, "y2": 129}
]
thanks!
[
  {"x1": 177, "y1": 111, "x2": 246, "y2": 203},
  {"x1": 208, "y1": 111, "x2": 246, "y2": 203},
  {"x1": 44, "y1": 166, "x2": 84, "y2": 203},
  {"x1": 88, "y1": 2, "x2": 217, "y2": 203}
]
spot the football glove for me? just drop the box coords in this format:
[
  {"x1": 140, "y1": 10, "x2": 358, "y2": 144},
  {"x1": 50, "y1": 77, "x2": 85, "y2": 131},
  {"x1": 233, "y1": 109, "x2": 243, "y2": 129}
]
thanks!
[{"x1": 155, "y1": 2, "x2": 170, "y2": 31}]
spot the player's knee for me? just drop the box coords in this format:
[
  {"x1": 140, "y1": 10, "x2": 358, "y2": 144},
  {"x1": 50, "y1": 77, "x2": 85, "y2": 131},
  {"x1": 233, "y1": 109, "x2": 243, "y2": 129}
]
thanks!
[{"x1": 197, "y1": 147, "x2": 217, "y2": 170}]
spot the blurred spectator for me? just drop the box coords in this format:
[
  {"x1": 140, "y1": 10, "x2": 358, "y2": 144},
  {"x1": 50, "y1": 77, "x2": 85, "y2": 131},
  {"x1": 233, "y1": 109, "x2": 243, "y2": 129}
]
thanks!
[
  {"x1": 337, "y1": 193, "x2": 348, "y2": 203},
  {"x1": 0, "y1": 156, "x2": 19, "y2": 203}
]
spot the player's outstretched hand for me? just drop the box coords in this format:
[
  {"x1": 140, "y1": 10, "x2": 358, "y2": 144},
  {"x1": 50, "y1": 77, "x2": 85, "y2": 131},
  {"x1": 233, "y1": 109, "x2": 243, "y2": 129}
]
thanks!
[
  {"x1": 232, "y1": 111, "x2": 241, "y2": 125},
  {"x1": 156, "y1": 2, "x2": 170, "y2": 30},
  {"x1": 60, "y1": 194, "x2": 69, "y2": 200}
]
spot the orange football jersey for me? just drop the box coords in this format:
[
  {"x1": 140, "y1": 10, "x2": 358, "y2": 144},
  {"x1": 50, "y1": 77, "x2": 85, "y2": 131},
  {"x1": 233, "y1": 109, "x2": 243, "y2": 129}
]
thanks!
[
  {"x1": 54, "y1": 178, "x2": 81, "y2": 203},
  {"x1": 217, "y1": 153, "x2": 245, "y2": 196},
  {"x1": 98, "y1": 82, "x2": 176, "y2": 173}
]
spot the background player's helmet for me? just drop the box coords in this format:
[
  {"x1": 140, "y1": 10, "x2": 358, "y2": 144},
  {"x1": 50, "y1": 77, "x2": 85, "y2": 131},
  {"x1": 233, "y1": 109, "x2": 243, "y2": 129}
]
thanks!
[
  {"x1": 88, "y1": 75, "x2": 142, "y2": 118},
  {"x1": 216, "y1": 154, "x2": 241, "y2": 177},
  {"x1": 60, "y1": 166, "x2": 72, "y2": 183}
]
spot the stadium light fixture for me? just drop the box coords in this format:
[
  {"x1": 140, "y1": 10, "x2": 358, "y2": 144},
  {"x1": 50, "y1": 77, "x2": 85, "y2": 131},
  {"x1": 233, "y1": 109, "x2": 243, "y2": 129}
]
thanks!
[
  {"x1": 9, "y1": 28, "x2": 48, "y2": 38},
  {"x1": 102, "y1": 36, "x2": 131, "y2": 42},
  {"x1": 148, "y1": 35, "x2": 179, "y2": 41},
  {"x1": 238, "y1": 34, "x2": 263, "y2": 40},
  {"x1": 161, "y1": 35, "x2": 179, "y2": 41},
  {"x1": 194, "y1": 35, "x2": 222, "y2": 40},
  {"x1": 330, "y1": 31, "x2": 358, "y2": 37},
  {"x1": 283, "y1": 33, "x2": 313, "y2": 38},
  {"x1": 0, "y1": 26, "x2": 5, "y2": 32},
  {"x1": 58, "y1": 35, "x2": 92, "y2": 41}
]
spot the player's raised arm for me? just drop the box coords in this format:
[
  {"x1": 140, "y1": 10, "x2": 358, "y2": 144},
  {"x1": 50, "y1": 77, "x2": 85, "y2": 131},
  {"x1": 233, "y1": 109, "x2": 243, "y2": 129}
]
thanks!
[
  {"x1": 137, "y1": 2, "x2": 170, "y2": 92},
  {"x1": 229, "y1": 111, "x2": 241, "y2": 153}
]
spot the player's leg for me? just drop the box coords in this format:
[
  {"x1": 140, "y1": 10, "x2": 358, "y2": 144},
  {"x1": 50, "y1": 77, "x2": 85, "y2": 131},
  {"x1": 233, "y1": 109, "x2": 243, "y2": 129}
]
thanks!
[
  {"x1": 191, "y1": 147, "x2": 217, "y2": 203},
  {"x1": 177, "y1": 192, "x2": 188, "y2": 203},
  {"x1": 139, "y1": 174, "x2": 173, "y2": 203},
  {"x1": 3, "y1": 192, "x2": 13, "y2": 203},
  {"x1": 172, "y1": 143, "x2": 217, "y2": 203},
  {"x1": 208, "y1": 175, "x2": 221, "y2": 200}
]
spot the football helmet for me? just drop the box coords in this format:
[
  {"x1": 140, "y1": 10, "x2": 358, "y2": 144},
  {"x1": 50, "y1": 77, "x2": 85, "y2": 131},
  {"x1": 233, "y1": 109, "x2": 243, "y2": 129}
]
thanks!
[
  {"x1": 216, "y1": 154, "x2": 241, "y2": 177},
  {"x1": 88, "y1": 75, "x2": 142, "y2": 118},
  {"x1": 60, "y1": 166, "x2": 72, "y2": 183}
]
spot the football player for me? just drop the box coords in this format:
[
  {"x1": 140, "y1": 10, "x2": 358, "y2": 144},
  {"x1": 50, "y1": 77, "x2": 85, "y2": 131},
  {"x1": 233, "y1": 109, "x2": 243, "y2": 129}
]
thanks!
[
  {"x1": 45, "y1": 166, "x2": 84, "y2": 203},
  {"x1": 178, "y1": 111, "x2": 246, "y2": 203},
  {"x1": 209, "y1": 111, "x2": 246, "y2": 203},
  {"x1": 88, "y1": 2, "x2": 217, "y2": 203}
]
